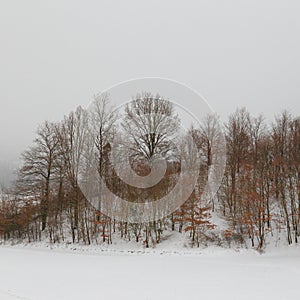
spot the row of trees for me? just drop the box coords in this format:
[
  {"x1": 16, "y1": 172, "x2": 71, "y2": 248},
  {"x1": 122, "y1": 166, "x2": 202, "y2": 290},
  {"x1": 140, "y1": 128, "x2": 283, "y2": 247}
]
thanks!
[
  {"x1": 0, "y1": 95, "x2": 299, "y2": 250},
  {"x1": 219, "y1": 109, "x2": 300, "y2": 248}
]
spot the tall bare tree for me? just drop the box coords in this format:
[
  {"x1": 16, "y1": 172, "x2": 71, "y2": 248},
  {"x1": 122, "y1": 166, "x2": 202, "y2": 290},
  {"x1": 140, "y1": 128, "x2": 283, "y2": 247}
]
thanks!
[
  {"x1": 122, "y1": 92, "x2": 180, "y2": 160},
  {"x1": 18, "y1": 121, "x2": 59, "y2": 231}
]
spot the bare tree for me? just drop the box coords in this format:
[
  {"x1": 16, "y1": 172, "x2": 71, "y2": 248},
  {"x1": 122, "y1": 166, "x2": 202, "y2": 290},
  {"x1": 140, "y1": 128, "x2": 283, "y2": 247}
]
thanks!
[
  {"x1": 122, "y1": 92, "x2": 180, "y2": 160},
  {"x1": 18, "y1": 121, "x2": 59, "y2": 231},
  {"x1": 56, "y1": 106, "x2": 89, "y2": 242},
  {"x1": 87, "y1": 93, "x2": 117, "y2": 243}
]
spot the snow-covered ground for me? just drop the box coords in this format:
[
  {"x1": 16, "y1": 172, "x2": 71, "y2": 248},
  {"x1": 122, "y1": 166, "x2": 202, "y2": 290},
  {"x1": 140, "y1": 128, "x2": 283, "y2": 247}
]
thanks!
[{"x1": 0, "y1": 245, "x2": 299, "y2": 300}]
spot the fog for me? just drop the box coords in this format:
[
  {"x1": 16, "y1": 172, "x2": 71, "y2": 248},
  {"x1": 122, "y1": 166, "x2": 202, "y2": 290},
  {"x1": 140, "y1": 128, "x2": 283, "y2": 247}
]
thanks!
[{"x1": 0, "y1": 0, "x2": 299, "y2": 163}]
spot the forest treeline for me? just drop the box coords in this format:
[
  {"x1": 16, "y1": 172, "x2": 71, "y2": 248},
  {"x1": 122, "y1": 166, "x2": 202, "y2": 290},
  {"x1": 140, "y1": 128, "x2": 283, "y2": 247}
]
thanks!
[{"x1": 0, "y1": 94, "x2": 299, "y2": 250}]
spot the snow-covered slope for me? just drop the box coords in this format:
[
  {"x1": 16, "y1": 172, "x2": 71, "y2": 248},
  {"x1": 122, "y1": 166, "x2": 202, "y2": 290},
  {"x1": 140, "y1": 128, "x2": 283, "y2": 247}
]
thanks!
[{"x1": 0, "y1": 245, "x2": 299, "y2": 300}]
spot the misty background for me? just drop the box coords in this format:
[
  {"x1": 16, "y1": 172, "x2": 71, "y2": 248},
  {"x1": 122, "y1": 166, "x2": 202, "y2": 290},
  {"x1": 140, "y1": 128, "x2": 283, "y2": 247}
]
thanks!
[{"x1": 0, "y1": 0, "x2": 299, "y2": 185}]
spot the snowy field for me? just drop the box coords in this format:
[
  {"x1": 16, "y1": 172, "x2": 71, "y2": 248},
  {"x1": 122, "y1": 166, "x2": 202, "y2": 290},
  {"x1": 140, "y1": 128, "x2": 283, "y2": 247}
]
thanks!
[{"x1": 0, "y1": 246, "x2": 300, "y2": 300}]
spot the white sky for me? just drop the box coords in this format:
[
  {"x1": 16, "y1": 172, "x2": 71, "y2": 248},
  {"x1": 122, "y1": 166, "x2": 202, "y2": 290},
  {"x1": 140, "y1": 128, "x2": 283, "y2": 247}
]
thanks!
[{"x1": 0, "y1": 0, "x2": 299, "y2": 162}]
